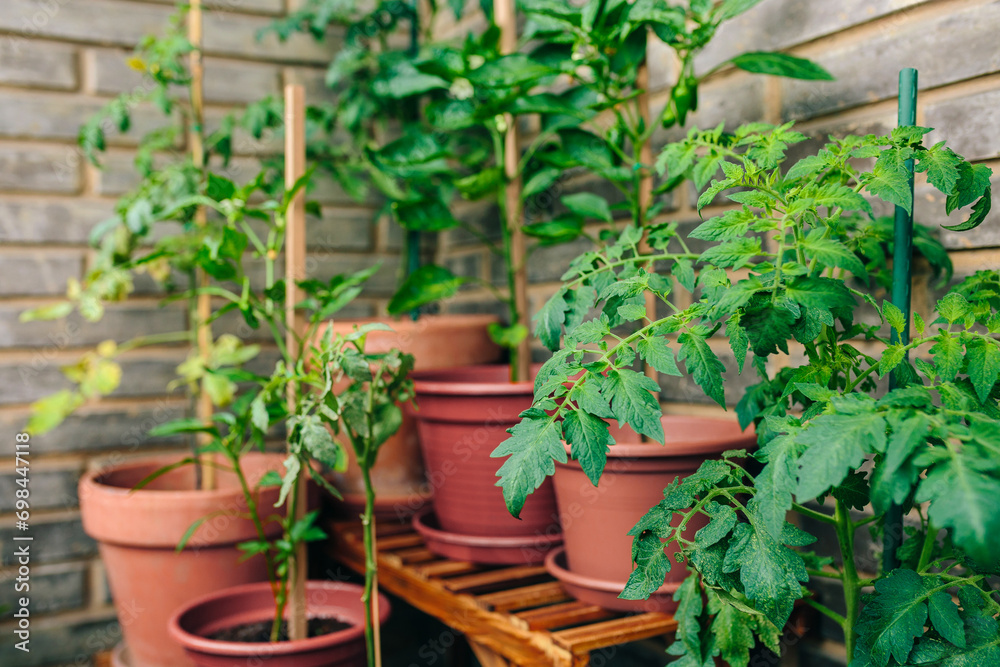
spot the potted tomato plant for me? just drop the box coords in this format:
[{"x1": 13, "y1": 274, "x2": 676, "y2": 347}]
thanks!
[{"x1": 496, "y1": 121, "x2": 998, "y2": 664}]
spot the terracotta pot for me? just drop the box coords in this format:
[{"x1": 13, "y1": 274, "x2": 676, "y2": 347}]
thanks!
[
  {"x1": 318, "y1": 315, "x2": 500, "y2": 522},
  {"x1": 79, "y1": 453, "x2": 289, "y2": 667},
  {"x1": 169, "y1": 580, "x2": 391, "y2": 667},
  {"x1": 408, "y1": 365, "x2": 561, "y2": 545},
  {"x1": 548, "y1": 416, "x2": 756, "y2": 612}
]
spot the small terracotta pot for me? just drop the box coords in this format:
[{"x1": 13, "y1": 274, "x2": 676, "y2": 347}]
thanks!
[
  {"x1": 548, "y1": 416, "x2": 756, "y2": 612},
  {"x1": 79, "y1": 453, "x2": 291, "y2": 667},
  {"x1": 318, "y1": 315, "x2": 500, "y2": 522},
  {"x1": 408, "y1": 365, "x2": 561, "y2": 544},
  {"x1": 169, "y1": 580, "x2": 391, "y2": 667}
]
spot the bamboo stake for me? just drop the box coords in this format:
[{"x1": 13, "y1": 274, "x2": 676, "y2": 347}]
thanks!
[
  {"x1": 188, "y1": 0, "x2": 215, "y2": 490},
  {"x1": 495, "y1": 0, "x2": 531, "y2": 383},
  {"x1": 284, "y1": 84, "x2": 309, "y2": 642},
  {"x1": 636, "y1": 63, "x2": 658, "y2": 386}
]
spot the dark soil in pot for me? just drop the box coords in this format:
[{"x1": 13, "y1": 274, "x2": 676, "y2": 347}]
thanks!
[
  {"x1": 170, "y1": 580, "x2": 391, "y2": 667},
  {"x1": 208, "y1": 617, "x2": 352, "y2": 642},
  {"x1": 408, "y1": 365, "x2": 561, "y2": 544}
]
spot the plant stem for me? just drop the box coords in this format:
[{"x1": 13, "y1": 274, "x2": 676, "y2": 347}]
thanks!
[
  {"x1": 917, "y1": 524, "x2": 937, "y2": 572},
  {"x1": 793, "y1": 502, "x2": 837, "y2": 525},
  {"x1": 360, "y1": 463, "x2": 378, "y2": 667},
  {"x1": 835, "y1": 499, "x2": 860, "y2": 662},
  {"x1": 804, "y1": 597, "x2": 847, "y2": 627}
]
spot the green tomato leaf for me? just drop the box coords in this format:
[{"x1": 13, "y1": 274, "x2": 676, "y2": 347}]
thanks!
[
  {"x1": 387, "y1": 265, "x2": 466, "y2": 315},
  {"x1": 492, "y1": 408, "x2": 568, "y2": 518},
  {"x1": 729, "y1": 51, "x2": 834, "y2": 81},
  {"x1": 563, "y1": 408, "x2": 613, "y2": 486},
  {"x1": 678, "y1": 331, "x2": 726, "y2": 407},
  {"x1": 795, "y1": 411, "x2": 886, "y2": 500}
]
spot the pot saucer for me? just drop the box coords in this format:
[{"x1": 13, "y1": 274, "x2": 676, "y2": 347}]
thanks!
[
  {"x1": 544, "y1": 546, "x2": 679, "y2": 613},
  {"x1": 331, "y1": 489, "x2": 434, "y2": 524},
  {"x1": 412, "y1": 508, "x2": 562, "y2": 565}
]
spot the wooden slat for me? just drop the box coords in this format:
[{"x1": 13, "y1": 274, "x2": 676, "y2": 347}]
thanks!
[
  {"x1": 517, "y1": 601, "x2": 616, "y2": 631},
  {"x1": 413, "y1": 560, "x2": 485, "y2": 578},
  {"x1": 443, "y1": 565, "x2": 548, "y2": 593},
  {"x1": 376, "y1": 532, "x2": 424, "y2": 551},
  {"x1": 552, "y1": 613, "x2": 677, "y2": 654},
  {"x1": 394, "y1": 546, "x2": 438, "y2": 564},
  {"x1": 476, "y1": 581, "x2": 570, "y2": 612}
]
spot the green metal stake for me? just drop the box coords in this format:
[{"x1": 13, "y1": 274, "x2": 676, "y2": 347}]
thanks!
[{"x1": 883, "y1": 67, "x2": 918, "y2": 573}]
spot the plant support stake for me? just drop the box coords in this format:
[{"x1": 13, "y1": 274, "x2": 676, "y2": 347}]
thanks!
[
  {"x1": 188, "y1": 0, "x2": 216, "y2": 491},
  {"x1": 883, "y1": 67, "x2": 918, "y2": 573},
  {"x1": 284, "y1": 83, "x2": 309, "y2": 642}
]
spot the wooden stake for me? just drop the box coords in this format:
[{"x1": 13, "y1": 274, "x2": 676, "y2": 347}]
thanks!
[
  {"x1": 636, "y1": 63, "x2": 658, "y2": 387},
  {"x1": 494, "y1": 0, "x2": 531, "y2": 383},
  {"x1": 188, "y1": 0, "x2": 215, "y2": 490},
  {"x1": 284, "y1": 83, "x2": 309, "y2": 643}
]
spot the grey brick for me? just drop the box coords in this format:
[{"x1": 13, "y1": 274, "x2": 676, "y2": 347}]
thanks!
[
  {"x1": 0, "y1": 1, "x2": 329, "y2": 61},
  {"x1": 0, "y1": 145, "x2": 80, "y2": 194},
  {"x1": 783, "y1": 3, "x2": 1000, "y2": 121},
  {"x1": 0, "y1": 403, "x2": 189, "y2": 457},
  {"x1": 0, "y1": 352, "x2": 185, "y2": 405},
  {"x1": 0, "y1": 465, "x2": 80, "y2": 512},
  {"x1": 696, "y1": 0, "x2": 933, "y2": 72},
  {"x1": 89, "y1": 48, "x2": 282, "y2": 105},
  {"x1": 0, "y1": 610, "x2": 119, "y2": 666},
  {"x1": 0, "y1": 303, "x2": 186, "y2": 348},
  {"x1": 0, "y1": 0, "x2": 172, "y2": 48},
  {"x1": 0, "y1": 515, "x2": 96, "y2": 565},
  {"x1": 307, "y1": 207, "x2": 375, "y2": 252},
  {"x1": 0, "y1": 197, "x2": 113, "y2": 244},
  {"x1": 925, "y1": 88, "x2": 1000, "y2": 162},
  {"x1": 0, "y1": 91, "x2": 170, "y2": 143},
  {"x1": 285, "y1": 66, "x2": 338, "y2": 104},
  {"x1": 202, "y1": 10, "x2": 334, "y2": 63},
  {"x1": 0, "y1": 562, "x2": 87, "y2": 617},
  {"x1": 0, "y1": 38, "x2": 76, "y2": 90},
  {"x1": 0, "y1": 250, "x2": 83, "y2": 297},
  {"x1": 144, "y1": 0, "x2": 285, "y2": 16}
]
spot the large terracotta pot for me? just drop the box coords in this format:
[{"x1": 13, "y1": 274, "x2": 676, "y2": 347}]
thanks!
[
  {"x1": 79, "y1": 453, "x2": 289, "y2": 667},
  {"x1": 408, "y1": 365, "x2": 562, "y2": 562},
  {"x1": 319, "y1": 315, "x2": 500, "y2": 522},
  {"x1": 547, "y1": 416, "x2": 756, "y2": 612},
  {"x1": 169, "y1": 580, "x2": 390, "y2": 667}
]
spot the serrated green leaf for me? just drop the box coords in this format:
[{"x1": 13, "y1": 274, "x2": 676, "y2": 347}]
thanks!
[
  {"x1": 562, "y1": 192, "x2": 612, "y2": 222},
  {"x1": 564, "y1": 408, "x2": 613, "y2": 486},
  {"x1": 930, "y1": 333, "x2": 963, "y2": 382},
  {"x1": 729, "y1": 52, "x2": 834, "y2": 81},
  {"x1": 883, "y1": 300, "x2": 906, "y2": 334},
  {"x1": 678, "y1": 332, "x2": 726, "y2": 407},
  {"x1": 853, "y1": 570, "x2": 931, "y2": 667},
  {"x1": 864, "y1": 148, "x2": 914, "y2": 214},
  {"x1": 795, "y1": 411, "x2": 886, "y2": 500},
  {"x1": 534, "y1": 290, "x2": 569, "y2": 351},
  {"x1": 604, "y1": 368, "x2": 664, "y2": 443},
  {"x1": 493, "y1": 409, "x2": 568, "y2": 518},
  {"x1": 387, "y1": 265, "x2": 465, "y2": 315},
  {"x1": 722, "y1": 521, "x2": 807, "y2": 626},
  {"x1": 965, "y1": 338, "x2": 1000, "y2": 403},
  {"x1": 927, "y1": 590, "x2": 966, "y2": 649},
  {"x1": 915, "y1": 142, "x2": 962, "y2": 195},
  {"x1": 753, "y1": 433, "x2": 804, "y2": 539},
  {"x1": 637, "y1": 338, "x2": 681, "y2": 376}
]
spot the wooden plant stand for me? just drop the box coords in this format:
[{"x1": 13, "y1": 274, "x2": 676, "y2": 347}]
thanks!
[{"x1": 325, "y1": 521, "x2": 678, "y2": 667}]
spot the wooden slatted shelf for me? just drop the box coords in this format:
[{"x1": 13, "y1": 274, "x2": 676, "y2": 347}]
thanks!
[{"x1": 326, "y1": 521, "x2": 678, "y2": 667}]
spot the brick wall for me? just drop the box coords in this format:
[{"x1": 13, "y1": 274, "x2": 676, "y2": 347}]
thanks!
[
  {"x1": 0, "y1": 1, "x2": 402, "y2": 664},
  {"x1": 431, "y1": 0, "x2": 1000, "y2": 664}
]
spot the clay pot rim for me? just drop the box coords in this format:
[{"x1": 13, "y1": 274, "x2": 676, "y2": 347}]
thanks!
[
  {"x1": 413, "y1": 507, "x2": 563, "y2": 548},
  {"x1": 410, "y1": 364, "x2": 534, "y2": 396},
  {"x1": 545, "y1": 545, "x2": 680, "y2": 596},
  {"x1": 322, "y1": 313, "x2": 499, "y2": 332},
  {"x1": 169, "y1": 580, "x2": 390, "y2": 657},
  {"x1": 79, "y1": 453, "x2": 282, "y2": 501},
  {"x1": 559, "y1": 416, "x2": 757, "y2": 461}
]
